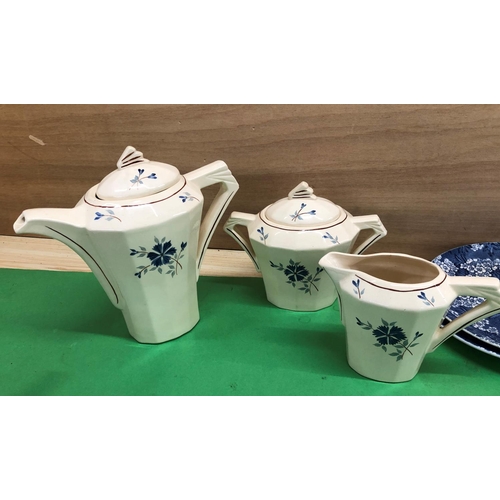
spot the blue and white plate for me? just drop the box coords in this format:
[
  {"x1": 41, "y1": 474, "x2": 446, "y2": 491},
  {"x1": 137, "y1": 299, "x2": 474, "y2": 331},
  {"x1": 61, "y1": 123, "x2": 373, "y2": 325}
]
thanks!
[{"x1": 432, "y1": 242, "x2": 500, "y2": 358}]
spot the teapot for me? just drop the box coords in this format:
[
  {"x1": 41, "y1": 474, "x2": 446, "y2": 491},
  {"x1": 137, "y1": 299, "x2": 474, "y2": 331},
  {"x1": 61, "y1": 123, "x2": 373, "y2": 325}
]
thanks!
[
  {"x1": 14, "y1": 146, "x2": 239, "y2": 344},
  {"x1": 319, "y1": 251, "x2": 500, "y2": 382},
  {"x1": 223, "y1": 182, "x2": 387, "y2": 311}
]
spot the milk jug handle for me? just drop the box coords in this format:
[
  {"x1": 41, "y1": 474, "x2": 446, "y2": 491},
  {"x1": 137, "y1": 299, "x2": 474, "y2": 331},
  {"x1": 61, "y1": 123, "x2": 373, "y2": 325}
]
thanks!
[
  {"x1": 350, "y1": 214, "x2": 388, "y2": 255},
  {"x1": 185, "y1": 161, "x2": 239, "y2": 278},
  {"x1": 223, "y1": 212, "x2": 260, "y2": 272},
  {"x1": 428, "y1": 276, "x2": 500, "y2": 352}
]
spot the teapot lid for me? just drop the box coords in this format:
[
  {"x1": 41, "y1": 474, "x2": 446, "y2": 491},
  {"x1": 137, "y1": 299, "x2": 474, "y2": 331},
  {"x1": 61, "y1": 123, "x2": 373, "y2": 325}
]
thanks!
[
  {"x1": 263, "y1": 182, "x2": 342, "y2": 227},
  {"x1": 96, "y1": 146, "x2": 182, "y2": 201}
]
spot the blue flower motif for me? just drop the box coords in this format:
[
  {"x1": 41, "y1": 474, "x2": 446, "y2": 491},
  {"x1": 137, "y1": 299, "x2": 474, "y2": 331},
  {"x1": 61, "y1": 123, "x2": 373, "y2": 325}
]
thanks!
[
  {"x1": 179, "y1": 192, "x2": 199, "y2": 203},
  {"x1": 129, "y1": 168, "x2": 157, "y2": 189},
  {"x1": 417, "y1": 291, "x2": 435, "y2": 307},
  {"x1": 290, "y1": 203, "x2": 317, "y2": 221},
  {"x1": 352, "y1": 278, "x2": 365, "y2": 298},
  {"x1": 131, "y1": 237, "x2": 187, "y2": 278},
  {"x1": 284, "y1": 262, "x2": 309, "y2": 282},
  {"x1": 270, "y1": 259, "x2": 324, "y2": 294},
  {"x1": 356, "y1": 317, "x2": 423, "y2": 361},
  {"x1": 94, "y1": 209, "x2": 121, "y2": 222},
  {"x1": 257, "y1": 227, "x2": 269, "y2": 244},
  {"x1": 323, "y1": 232, "x2": 339, "y2": 244},
  {"x1": 147, "y1": 241, "x2": 176, "y2": 267}
]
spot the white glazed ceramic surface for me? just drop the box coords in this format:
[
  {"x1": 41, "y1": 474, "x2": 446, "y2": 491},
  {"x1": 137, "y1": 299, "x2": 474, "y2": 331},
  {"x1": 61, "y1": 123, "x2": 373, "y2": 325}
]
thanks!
[
  {"x1": 14, "y1": 146, "x2": 239, "y2": 344},
  {"x1": 319, "y1": 252, "x2": 500, "y2": 383},
  {"x1": 224, "y1": 182, "x2": 387, "y2": 311}
]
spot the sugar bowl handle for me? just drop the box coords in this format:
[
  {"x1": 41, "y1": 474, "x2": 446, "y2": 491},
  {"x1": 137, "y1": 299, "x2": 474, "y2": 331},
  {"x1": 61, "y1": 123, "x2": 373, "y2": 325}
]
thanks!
[{"x1": 224, "y1": 212, "x2": 260, "y2": 271}]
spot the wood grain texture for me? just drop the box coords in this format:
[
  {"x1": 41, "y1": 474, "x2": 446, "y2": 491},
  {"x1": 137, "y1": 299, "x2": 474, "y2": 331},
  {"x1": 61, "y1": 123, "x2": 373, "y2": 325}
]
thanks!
[{"x1": 1, "y1": 104, "x2": 500, "y2": 260}]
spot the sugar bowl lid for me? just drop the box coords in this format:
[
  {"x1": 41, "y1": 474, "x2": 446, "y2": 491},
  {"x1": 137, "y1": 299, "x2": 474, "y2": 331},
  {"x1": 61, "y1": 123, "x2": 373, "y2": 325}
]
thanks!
[
  {"x1": 96, "y1": 146, "x2": 182, "y2": 201},
  {"x1": 263, "y1": 182, "x2": 343, "y2": 228}
]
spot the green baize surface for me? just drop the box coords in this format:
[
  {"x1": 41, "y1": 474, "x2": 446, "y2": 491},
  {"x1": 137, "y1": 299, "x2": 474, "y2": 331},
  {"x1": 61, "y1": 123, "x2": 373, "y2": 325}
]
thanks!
[{"x1": 1, "y1": 269, "x2": 499, "y2": 395}]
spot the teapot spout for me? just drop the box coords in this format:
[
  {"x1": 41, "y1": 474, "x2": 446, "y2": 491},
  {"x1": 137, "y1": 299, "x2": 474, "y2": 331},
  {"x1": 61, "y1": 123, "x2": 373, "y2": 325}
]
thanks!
[
  {"x1": 14, "y1": 206, "x2": 122, "y2": 307},
  {"x1": 14, "y1": 207, "x2": 83, "y2": 241}
]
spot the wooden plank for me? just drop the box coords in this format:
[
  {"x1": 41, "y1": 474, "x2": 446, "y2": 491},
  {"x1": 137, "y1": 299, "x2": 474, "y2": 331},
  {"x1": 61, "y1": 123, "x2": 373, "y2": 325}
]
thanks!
[
  {"x1": 1, "y1": 104, "x2": 500, "y2": 260},
  {"x1": 0, "y1": 236, "x2": 260, "y2": 277}
]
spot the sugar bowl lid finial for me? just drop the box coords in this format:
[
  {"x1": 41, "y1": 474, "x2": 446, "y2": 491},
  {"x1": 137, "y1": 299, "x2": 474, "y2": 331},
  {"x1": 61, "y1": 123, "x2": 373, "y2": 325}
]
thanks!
[{"x1": 287, "y1": 181, "x2": 317, "y2": 200}]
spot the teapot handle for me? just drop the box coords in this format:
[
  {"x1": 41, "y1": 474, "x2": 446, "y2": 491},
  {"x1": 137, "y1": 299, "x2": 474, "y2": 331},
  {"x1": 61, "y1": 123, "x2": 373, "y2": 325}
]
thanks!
[
  {"x1": 185, "y1": 160, "x2": 239, "y2": 278},
  {"x1": 350, "y1": 214, "x2": 387, "y2": 255},
  {"x1": 428, "y1": 276, "x2": 500, "y2": 352},
  {"x1": 223, "y1": 212, "x2": 260, "y2": 272}
]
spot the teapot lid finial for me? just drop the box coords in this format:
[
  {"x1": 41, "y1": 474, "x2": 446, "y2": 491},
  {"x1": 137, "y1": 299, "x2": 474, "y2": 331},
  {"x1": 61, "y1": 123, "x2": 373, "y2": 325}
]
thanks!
[
  {"x1": 117, "y1": 146, "x2": 149, "y2": 169},
  {"x1": 287, "y1": 181, "x2": 317, "y2": 200}
]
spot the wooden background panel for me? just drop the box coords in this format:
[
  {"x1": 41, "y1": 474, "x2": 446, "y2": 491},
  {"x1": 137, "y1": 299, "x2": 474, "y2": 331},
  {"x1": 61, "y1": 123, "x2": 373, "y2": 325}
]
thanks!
[{"x1": 1, "y1": 104, "x2": 499, "y2": 261}]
